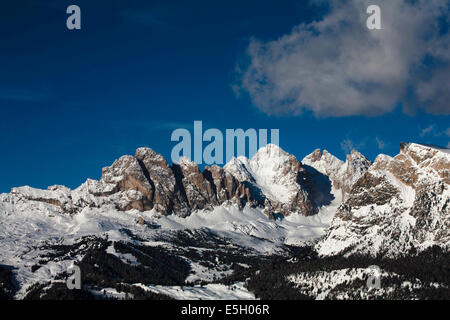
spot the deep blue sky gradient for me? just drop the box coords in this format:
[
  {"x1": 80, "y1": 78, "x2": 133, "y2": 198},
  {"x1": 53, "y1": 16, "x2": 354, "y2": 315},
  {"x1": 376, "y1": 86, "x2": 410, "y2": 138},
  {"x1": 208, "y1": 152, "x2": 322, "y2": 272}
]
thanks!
[{"x1": 0, "y1": 0, "x2": 448, "y2": 192}]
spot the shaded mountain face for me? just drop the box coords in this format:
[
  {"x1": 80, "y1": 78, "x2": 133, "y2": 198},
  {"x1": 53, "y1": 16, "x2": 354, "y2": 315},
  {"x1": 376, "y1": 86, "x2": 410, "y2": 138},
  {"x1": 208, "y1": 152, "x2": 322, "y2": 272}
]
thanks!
[
  {"x1": 302, "y1": 148, "x2": 372, "y2": 201},
  {"x1": 317, "y1": 143, "x2": 450, "y2": 258}
]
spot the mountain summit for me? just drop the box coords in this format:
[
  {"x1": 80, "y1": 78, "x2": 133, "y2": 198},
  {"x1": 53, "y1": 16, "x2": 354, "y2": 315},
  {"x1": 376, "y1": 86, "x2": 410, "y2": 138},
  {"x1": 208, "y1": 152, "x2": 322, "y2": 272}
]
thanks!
[{"x1": 224, "y1": 144, "x2": 317, "y2": 216}]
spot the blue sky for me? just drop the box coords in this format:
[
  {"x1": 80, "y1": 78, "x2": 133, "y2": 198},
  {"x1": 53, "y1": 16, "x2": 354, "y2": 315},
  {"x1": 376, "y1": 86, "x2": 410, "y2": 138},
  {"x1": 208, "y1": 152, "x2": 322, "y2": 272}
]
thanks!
[{"x1": 0, "y1": 0, "x2": 449, "y2": 193}]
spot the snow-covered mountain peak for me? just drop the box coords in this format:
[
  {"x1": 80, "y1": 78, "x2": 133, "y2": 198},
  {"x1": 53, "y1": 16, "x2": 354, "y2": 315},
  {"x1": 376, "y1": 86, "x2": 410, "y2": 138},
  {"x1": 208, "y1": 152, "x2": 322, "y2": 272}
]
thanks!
[
  {"x1": 345, "y1": 150, "x2": 372, "y2": 172},
  {"x1": 389, "y1": 142, "x2": 450, "y2": 187},
  {"x1": 135, "y1": 147, "x2": 167, "y2": 164},
  {"x1": 249, "y1": 144, "x2": 300, "y2": 181},
  {"x1": 371, "y1": 154, "x2": 393, "y2": 171},
  {"x1": 401, "y1": 142, "x2": 450, "y2": 156},
  {"x1": 302, "y1": 148, "x2": 371, "y2": 200},
  {"x1": 224, "y1": 145, "x2": 317, "y2": 216},
  {"x1": 317, "y1": 142, "x2": 449, "y2": 258},
  {"x1": 224, "y1": 144, "x2": 298, "y2": 183},
  {"x1": 223, "y1": 156, "x2": 253, "y2": 183},
  {"x1": 302, "y1": 149, "x2": 344, "y2": 178},
  {"x1": 251, "y1": 143, "x2": 287, "y2": 159},
  {"x1": 177, "y1": 156, "x2": 197, "y2": 168},
  {"x1": 100, "y1": 155, "x2": 143, "y2": 184}
]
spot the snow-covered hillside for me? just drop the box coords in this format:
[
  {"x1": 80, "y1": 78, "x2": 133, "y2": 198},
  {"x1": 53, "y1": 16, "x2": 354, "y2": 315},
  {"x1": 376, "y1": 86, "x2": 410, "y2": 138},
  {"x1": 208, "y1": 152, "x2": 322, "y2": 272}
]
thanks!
[{"x1": 317, "y1": 143, "x2": 450, "y2": 257}]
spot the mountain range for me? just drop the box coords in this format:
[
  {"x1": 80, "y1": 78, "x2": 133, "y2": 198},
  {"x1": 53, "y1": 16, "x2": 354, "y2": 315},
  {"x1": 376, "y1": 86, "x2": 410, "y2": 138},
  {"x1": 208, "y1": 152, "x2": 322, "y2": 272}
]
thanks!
[{"x1": 0, "y1": 142, "x2": 448, "y2": 300}]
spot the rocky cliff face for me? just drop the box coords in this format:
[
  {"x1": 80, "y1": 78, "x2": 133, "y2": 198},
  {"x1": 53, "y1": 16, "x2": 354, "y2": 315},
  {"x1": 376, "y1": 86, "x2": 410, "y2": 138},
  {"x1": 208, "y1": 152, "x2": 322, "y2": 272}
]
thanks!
[
  {"x1": 302, "y1": 148, "x2": 372, "y2": 201},
  {"x1": 4, "y1": 148, "x2": 256, "y2": 218},
  {"x1": 317, "y1": 143, "x2": 450, "y2": 258}
]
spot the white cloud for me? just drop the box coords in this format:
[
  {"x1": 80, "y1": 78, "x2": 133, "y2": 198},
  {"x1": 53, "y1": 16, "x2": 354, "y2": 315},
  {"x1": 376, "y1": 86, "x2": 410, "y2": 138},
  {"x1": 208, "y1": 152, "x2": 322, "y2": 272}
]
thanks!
[
  {"x1": 420, "y1": 125, "x2": 436, "y2": 137},
  {"x1": 340, "y1": 138, "x2": 366, "y2": 154},
  {"x1": 419, "y1": 125, "x2": 450, "y2": 138},
  {"x1": 340, "y1": 139, "x2": 355, "y2": 154},
  {"x1": 236, "y1": 0, "x2": 450, "y2": 117},
  {"x1": 416, "y1": 66, "x2": 450, "y2": 115},
  {"x1": 375, "y1": 137, "x2": 386, "y2": 150}
]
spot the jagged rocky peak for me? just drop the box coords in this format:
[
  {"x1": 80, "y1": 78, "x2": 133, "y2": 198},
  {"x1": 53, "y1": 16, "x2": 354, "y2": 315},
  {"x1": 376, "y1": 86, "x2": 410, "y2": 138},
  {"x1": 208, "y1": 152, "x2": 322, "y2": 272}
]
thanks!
[
  {"x1": 177, "y1": 156, "x2": 198, "y2": 169},
  {"x1": 102, "y1": 155, "x2": 143, "y2": 183},
  {"x1": 98, "y1": 148, "x2": 252, "y2": 216},
  {"x1": 302, "y1": 149, "x2": 344, "y2": 182},
  {"x1": 134, "y1": 147, "x2": 189, "y2": 216},
  {"x1": 203, "y1": 164, "x2": 252, "y2": 207},
  {"x1": 397, "y1": 142, "x2": 450, "y2": 185},
  {"x1": 345, "y1": 150, "x2": 372, "y2": 175},
  {"x1": 222, "y1": 156, "x2": 254, "y2": 183},
  {"x1": 303, "y1": 149, "x2": 343, "y2": 168},
  {"x1": 340, "y1": 150, "x2": 372, "y2": 198},
  {"x1": 304, "y1": 149, "x2": 323, "y2": 162},
  {"x1": 381, "y1": 142, "x2": 449, "y2": 189},
  {"x1": 0, "y1": 146, "x2": 256, "y2": 217},
  {"x1": 98, "y1": 150, "x2": 171, "y2": 213},
  {"x1": 302, "y1": 148, "x2": 371, "y2": 200},
  {"x1": 173, "y1": 156, "x2": 218, "y2": 211},
  {"x1": 371, "y1": 154, "x2": 393, "y2": 171},
  {"x1": 224, "y1": 144, "x2": 318, "y2": 217},
  {"x1": 317, "y1": 142, "x2": 450, "y2": 258},
  {"x1": 135, "y1": 147, "x2": 170, "y2": 170},
  {"x1": 100, "y1": 155, "x2": 152, "y2": 202}
]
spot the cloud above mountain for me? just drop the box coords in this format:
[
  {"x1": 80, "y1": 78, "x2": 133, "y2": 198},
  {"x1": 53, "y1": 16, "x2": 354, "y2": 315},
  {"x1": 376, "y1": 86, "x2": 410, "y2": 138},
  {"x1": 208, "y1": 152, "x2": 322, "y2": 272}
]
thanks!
[{"x1": 235, "y1": 0, "x2": 450, "y2": 117}]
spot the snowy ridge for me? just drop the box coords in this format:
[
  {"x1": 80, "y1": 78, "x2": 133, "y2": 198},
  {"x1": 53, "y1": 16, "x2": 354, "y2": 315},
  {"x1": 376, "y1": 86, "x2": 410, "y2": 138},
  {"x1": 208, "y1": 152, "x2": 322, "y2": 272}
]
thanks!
[
  {"x1": 317, "y1": 143, "x2": 450, "y2": 258},
  {"x1": 302, "y1": 148, "x2": 372, "y2": 200},
  {"x1": 224, "y1": 144, "x2": 299, "y2": 203},
  {"x1": 224, "y1": 144, "x2": 317, "y2": 216},
  {"x1": 134, "y1": 282, "x2": 256, "y2": 300}
]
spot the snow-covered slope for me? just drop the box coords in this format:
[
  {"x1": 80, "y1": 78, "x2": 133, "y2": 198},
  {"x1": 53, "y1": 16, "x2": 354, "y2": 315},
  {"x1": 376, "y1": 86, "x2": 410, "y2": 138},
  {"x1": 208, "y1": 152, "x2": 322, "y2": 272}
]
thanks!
[
  {"x1": 317, "y1": 143, "x2": 450, "y2": 258},
  {"x1": 0, "y1": 200, "x2": 338, "y2": 299},
  {"x1": 224, "y1": 144, "x2": 317, "y2": 217}
]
